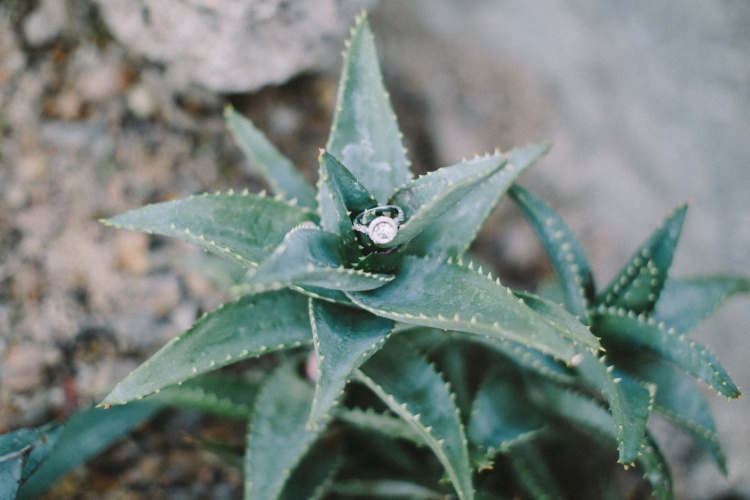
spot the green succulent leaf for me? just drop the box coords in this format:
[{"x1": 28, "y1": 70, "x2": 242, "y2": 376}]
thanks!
[
  {"x1": 280, "y1": 440, "x2": 343, "y2": 500},
  {"x1": 103, "y1": 192, "x2": 317, "y2": 269},
  {"x1": 387, "y1": 154, "x2": 507, "y2": 248},
  {"x1": 335, "y1": 407, "x2": 426, "y2": 446},
  {"x1": 573, "y1": 351, "x2": 654, "y2": 465},
  {"x1": 101, "y1": 290, "x2": 312, "y2": 406},
  {"x1": 330, "y1": 479, "x2": 446, "y2": 499},
  {"x1": 357, "y1": 335, "x2": 474, "y2": 500},
  {"x1": 250, "y1": 226, "x2": 394, "y2": 291},
  {"x1": 510, "y1": 184, "x2": 595, "y2": 321},
  {"x1": 18, "y1": 403, "x2": 160, "y2": 499},
  {"x1": 0, "y1": 449, "x2": 24, "y2": 499},
  {"x1": 429, "y1": 340, "x2": 475, "y2": 421},
  {"x1": 464, "y1": 334, "x2": 577, "y2": 386},
  {"x1": 401, "y1": 326, "x2": 577, "y2": 388},
  {"x1": 505, "y1": 443, "x2": 564, "y2": 500},
  {"x1": 146, "y1": 373, "x2": 259, "y2": 420},
  {"x1": 617, "y1": 354, "x2": 726, "y2": 474},
  {"x1": 308, "y1": 298, "x2": 394, "y2": 425},
  {"x1": 410, "y1": 144, "x2": 549, "y2": 259},
  {"x1": 224, "y1": 105, "x2": 316, "y2": 208},
  {"x1": 349, "y1": 256, "x2": 597, "y2": 362},
  {"x1": 653, "y1": 276, "x2": 750, "y2": 334},
  {"x1": 324, "y1": 14, "x2": 410, "y2": 209},
  {"x1": 598, "y1": 205, "x2": 688, "y2": 314},
  {"x1": 0, "y1": 421, "x2": 63, "y2": 495},
  {"x1": 532, "y1": 382, "x2": 672, "y2": 499},
  {"x1": 514, "y1": 291, "x2": 597, "y2": 345},
  {"x1": 636, "y1": 434, "x2": 674, "y2": 500},
  {"x1": 290, "y1": 285, "x2": 356, "y2": 306},
  {"x1": 592, "y1": 309, "x2": 740, "y2": 399},
  {"x1": 245, "y1": 364, "x2": 323, "y2": 500},
  {"x1": 318, "y1": 151, "x2": 378, "y2": 245},
  {"x1": 468, "y1": 366, "x2": 544, "y2": 455}
]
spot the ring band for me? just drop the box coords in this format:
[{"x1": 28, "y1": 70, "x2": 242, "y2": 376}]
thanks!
[{"x1": 352, "y1": 205, "x2": 405, "y2": 245}]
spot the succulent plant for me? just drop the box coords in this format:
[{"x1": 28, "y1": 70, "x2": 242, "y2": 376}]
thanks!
[{"x1": 80, "y1": 12, "x2": 746, "y2": 500}]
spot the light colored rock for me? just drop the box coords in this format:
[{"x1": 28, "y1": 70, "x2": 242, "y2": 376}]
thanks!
[
  {"x1": 125, "y1": 83, "x2": 159, "y2": 119},
  {"x1": 93, "y1": 0, "x2": 376, "y2": 92},
  {"x1": 22, "y1": 0, "x2": 68, "y2": 46},
  {"x1": 2, "y1": 342, "x2": 45, "y2": 392},
  {"x1": 75, "y1": 59, "x2": 124, "y2": 103},
  {"x1": 146, "y1": 275, "x2": 182, "y2": 318},
  {"x1": 0, "y1": 7, "x2": 26, "y2": 81}
]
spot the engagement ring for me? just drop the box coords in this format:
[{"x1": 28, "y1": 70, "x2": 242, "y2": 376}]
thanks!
[{"x1": 352, "y1": 205, "x2": 405, "y2": 245}]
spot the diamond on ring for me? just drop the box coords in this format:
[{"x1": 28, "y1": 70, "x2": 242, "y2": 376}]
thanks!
[{"x1": 352, "y1": 205, "x2": 405, "y2": 245}]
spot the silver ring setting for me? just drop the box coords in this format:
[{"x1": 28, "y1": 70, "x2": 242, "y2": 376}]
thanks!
[{"x1": 352, "y1": 205, "x2": 405, "y2": 245}]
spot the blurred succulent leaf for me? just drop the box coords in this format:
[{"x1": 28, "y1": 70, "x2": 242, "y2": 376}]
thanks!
[
  {"x1": 335, "y1": 407, "x2": 425, "y2": 446},
  {"x1": 357, "y1": 336, "x2": 474, "y2": 500},
  {"x1": 308, "y1": 298, "x2": 394, "y2": 424},
  {"x1": 462, "y1": 333, "x2": 577, "y2": 385},
  {"x1": 146, "y1": 373, "x2": 259, "y2": 420},
  {"x1": 18, "y1": 403, "x2": 160, "y2": 499},
  {"x1": 330, "y1": 479, "x2": 446, "y2": 499},
  {"x1": 103, "y1": 192, "x2": 317, "y2": 269},
  {"x1": 506, "y1": 443, "x2": 564, "y2": 500},
  {"x1": 510, "y1": 184, "x2": 595, "y2": 321},
  {"x1": 0, "y1": 448, "x2": 25, "y2": 499},
  {"x1": 324, "y1": 14, "x2": 409, "y2": 211},
  {"x1": 174, "y1": 252, "x2": 247, "y2": 292},
  {"x1": 532, "y1": 382, "x2": 672, "y2": 500},
  {"x1": 468, "y1": 366, "x2": 544, "y2": 456},
  {"x1": 225, "y1": 105, "x2": 316, "y2": 208},
  {"x1": 280, "y1": 440, "x2": 343, "y2": 500},
  {"x1": 408, "y1": 144, "x2": 549, "y2": 259},
  {"x1": 387, "y1": 154, "x2": 506, "y2": 248},
  {"x1": 245, "y1": 364, "x2": 323, "y2": 500},
  {"x1": 653, "y1": 276, "x2": 750, "y2": 334},
  {"x1": 598, "y1": 205, "x2": 687, "y2": 314},
  {"x1": 349, "y1": 256, "x2": 598, "y2": 362},
  {"x1": 0, "y1": 422, "x2": 64, "y2": 499},
  {"x1": 593, "y1": 310, "x2": 740, "y2": 399},
  {"x1": 636, "y1": 434, "x2": 674, "y2": 500},
  {"x1": 249, "y1": 226, "x2": 393, "y2": 291},
  {"x1": 101, "y1": 290, "x2": 312, "y2": 406}
]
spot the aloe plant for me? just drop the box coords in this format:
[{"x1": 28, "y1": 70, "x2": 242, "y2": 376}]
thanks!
[{"x1": 85, "y1": 12, "x2": 747, "y2": 500}]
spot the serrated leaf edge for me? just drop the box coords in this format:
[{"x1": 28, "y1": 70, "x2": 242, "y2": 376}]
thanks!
[
  {"x1": 594, "y1": 305, "x2": 741, "y2": 399},
  {"x1": 354, "y1": 348, "x2": 474, "y2": 500},
  {"x1": 307, "y1": 298, "x2": 394, "y2": 427}
]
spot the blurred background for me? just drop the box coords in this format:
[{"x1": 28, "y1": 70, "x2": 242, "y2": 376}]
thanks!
[{"x1": 1, "y1": 0, "x2": 748, "y2": 497}]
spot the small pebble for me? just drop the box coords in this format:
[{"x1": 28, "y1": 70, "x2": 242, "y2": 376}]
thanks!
[{"x1": 115, "y1": 231, "x2": 150, "y2": 275}]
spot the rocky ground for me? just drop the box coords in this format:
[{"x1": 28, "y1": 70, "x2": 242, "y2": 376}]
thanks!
[{"x1": 2, "y1": 0, "x2": 748, "y2": 498}]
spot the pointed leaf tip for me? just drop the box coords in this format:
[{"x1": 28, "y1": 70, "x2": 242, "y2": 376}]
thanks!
[
  {"x1": 308, "y1": 299, "x2": 393, "y2": 425},
  {"x1": 599, "y1": 204, "x2": 688, "y2": 314},
  {"x1": 325, "y1": 10, "x2": 409, "y2": 205},
  {"x1": 104, "y1": 193, "x2": 317, "y2": 269},
  {"x1": 101, "y1": 290, "x2": 312, "y2": 406},
  {"x1": 225, "y1": 107, "x2": 316, "y2": 208}
]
